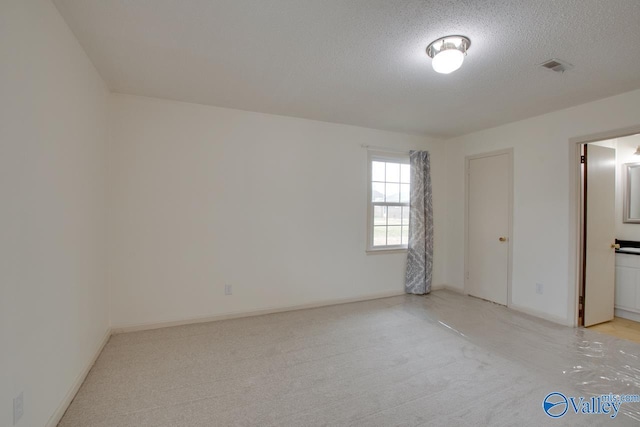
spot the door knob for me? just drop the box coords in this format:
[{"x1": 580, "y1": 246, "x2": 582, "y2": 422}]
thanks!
[
  {"x1": 499, "y1": 237, "x2": 508, "y2": 242},
  {"x1": 611, "y1": 243, "x2": 620, "y2": 249}
]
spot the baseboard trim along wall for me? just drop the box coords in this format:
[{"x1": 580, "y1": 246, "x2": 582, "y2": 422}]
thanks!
[
  {"x1": 111, "y1": 290, "x2": 407, "y2": 334},
  {"x1": 509, "y1": 302, "x2": 570, "y2": 326},
  {"x1": 433, "y1": 285, "x2": 570, "y2": 326},
  {"x1": 615, "y1": 308, "x2": 640, "y2": 323},
  {"x1": 431, "y1": 284, "x2": 465, "y2": 294},
  {"x1": 46, "y1": 328, "x2": 112, "y2": 427}
]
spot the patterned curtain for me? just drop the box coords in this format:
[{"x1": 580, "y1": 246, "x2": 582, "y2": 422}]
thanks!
[{"x1": 405, "y1": 150, "x2": 433, "y2": 294}]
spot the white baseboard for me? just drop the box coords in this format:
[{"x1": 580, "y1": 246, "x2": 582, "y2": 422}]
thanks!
[
  {"x1": 509, "y1": 302, "x2": 571, "y2": 326},
  {"x1": 431, "y1": 284, "x2": 465, "y2": 294},
  {"x1": 46, "y1": 328, "x2": 111, "y2": 427},
  {"x1": 615, "y1": 307, "x2": 640, "y2": 322},
  {"x1": 434, "y1": 285, "x2": 571, "y2": 326},
  {"x1": 111, "y1": 290, "x2": 406, "y2": 334}
]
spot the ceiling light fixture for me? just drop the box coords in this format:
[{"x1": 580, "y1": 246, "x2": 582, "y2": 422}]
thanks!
[{"x1": 426, "y1": 35, "x2": 471, "y2": 74}]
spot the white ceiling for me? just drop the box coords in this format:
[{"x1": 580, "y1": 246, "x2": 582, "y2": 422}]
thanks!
[{"x1": 53, "y1": 0, "x2": 640, "y2": 138}]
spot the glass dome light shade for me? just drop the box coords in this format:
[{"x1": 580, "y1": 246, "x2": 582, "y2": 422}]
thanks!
[{"x1": 432, "y1": 49, "x2": 464, "y2": 74}]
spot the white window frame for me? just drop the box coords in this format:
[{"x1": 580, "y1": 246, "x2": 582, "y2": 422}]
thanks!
[{"x1": 366, "y1": 150, "x2": 410, "y2": 253}]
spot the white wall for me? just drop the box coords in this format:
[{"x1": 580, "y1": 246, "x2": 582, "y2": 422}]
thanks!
[
  {"x1": 614, "y1": 135, "x2": 640, "y2": 241},
  {"x1": 0, "y1": 1, "x2": 110, "y2": 426},
  {"x1": 108, "y1": 95, "x2": 445, "y2": 329},
  {"x1": 444, "y1": 89, "x2": 640, "y2": 325}
]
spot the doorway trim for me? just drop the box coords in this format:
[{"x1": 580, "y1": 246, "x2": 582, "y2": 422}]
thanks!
[
  {"x1": 569, "y1": 125, "x2": 640, "y2": 327},
  {"x1": 464, "y1": 148, "x2": 514, "y2": 307}
]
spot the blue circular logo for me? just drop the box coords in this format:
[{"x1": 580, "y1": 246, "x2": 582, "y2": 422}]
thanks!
[{"x1": 543, "y1": 392, "x2": 568, "y2": 418}]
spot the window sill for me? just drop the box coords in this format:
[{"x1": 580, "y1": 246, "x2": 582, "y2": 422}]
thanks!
[{"x1": 366, "y1": 248, "x2": 408, "y2": 255}]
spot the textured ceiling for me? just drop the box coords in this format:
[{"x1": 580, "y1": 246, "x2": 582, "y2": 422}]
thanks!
[{"x1": 53, "y1": 0, "x2": 640, "y2": 138}]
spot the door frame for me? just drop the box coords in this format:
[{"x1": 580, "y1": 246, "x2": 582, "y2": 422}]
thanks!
[
  {"x1": 569, "y1": 125, "x2": 640, "y2": 327},
  {"x1": 464, "y1": 148, "x2": 514, "y2": 306}
]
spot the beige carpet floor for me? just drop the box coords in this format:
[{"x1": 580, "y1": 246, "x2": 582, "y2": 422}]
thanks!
[{"x1": 59, "y1": 290, "x2": 640, "y2": 426}]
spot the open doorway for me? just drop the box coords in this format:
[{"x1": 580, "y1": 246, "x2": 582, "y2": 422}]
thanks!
[{"x1": 578, "y1": 133, "x2": 640, "y2": 341}]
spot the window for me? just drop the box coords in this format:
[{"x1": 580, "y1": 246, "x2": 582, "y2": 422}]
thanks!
[{"x1": 367, "y1": 151, "x2": 410, "y2": 251}]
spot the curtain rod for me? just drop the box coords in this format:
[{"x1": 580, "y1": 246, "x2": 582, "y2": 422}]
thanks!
[{"x1": 360, "y1": 144, "x2": 411, "y2": 154}]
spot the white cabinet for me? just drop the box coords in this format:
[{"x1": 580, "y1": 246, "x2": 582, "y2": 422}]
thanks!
[{"x1": 615, "y1": 253, "x2": 640, "y2": 321}]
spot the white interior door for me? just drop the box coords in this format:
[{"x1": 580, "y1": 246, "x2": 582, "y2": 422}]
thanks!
[
  {"x1": 584, "y1": 144, "x2": 616, "y2": 327},
  {"x1": 467, "y1": 152, "x2": 511, "y2": 305}
]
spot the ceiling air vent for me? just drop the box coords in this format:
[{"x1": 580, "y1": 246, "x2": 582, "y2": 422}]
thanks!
[{"x1": 540, "y1": 58, "x2": 573, "y2": 73}]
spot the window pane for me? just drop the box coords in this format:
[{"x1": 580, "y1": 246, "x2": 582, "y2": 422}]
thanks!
[
  {"x1": 372, "y1": 182, "x2": 385, "y2": 202},
  {"x1": 373, "y1": 226, "x2": 387, "y2": 246},
  {"x1": 386, "y1": 162, "x2": 400, "y2": 183},
  {"x1": 401, "y1": 226, "x2": 409, "y2": 245},
  {"x1": 385, "y1": 183, "x2": 400, "y2": 202},
  {"x1": 400, "y1": 183, "x2": 410, "y2": 203},
  {"x1": 387, "y1": 206, "x2": 402, "y2": 225},
  {"x1": 387, "y1": 226, "x2": 402, "y2": 245},
  {"x1": 402, "y1": 206, "x2": 410, "y2": 225},
  {"x1": 372, "y1": 161, "x2": 385, "y2": 182},
  {"x1": 401, "y1": 164, "x2": 411, "y2": 183},
  {"x1": 373, "y1": 206, "x2": 387, "y2": 225}
]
